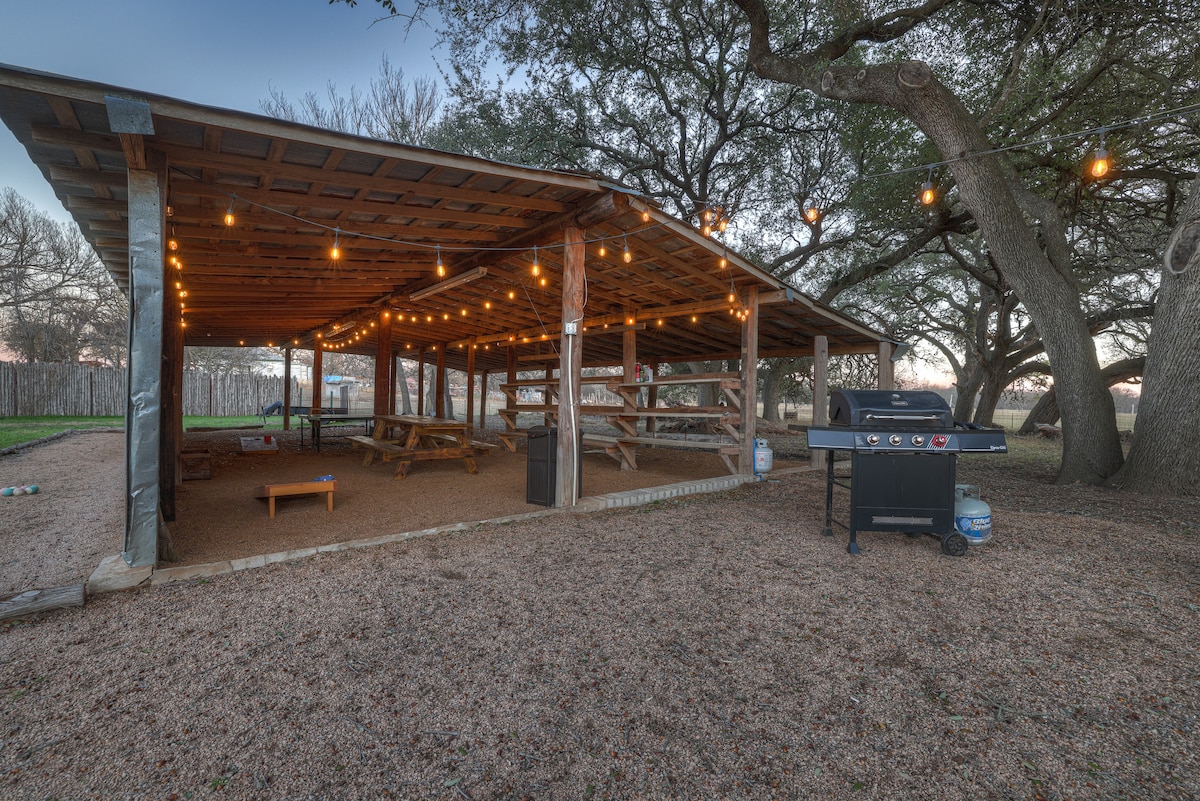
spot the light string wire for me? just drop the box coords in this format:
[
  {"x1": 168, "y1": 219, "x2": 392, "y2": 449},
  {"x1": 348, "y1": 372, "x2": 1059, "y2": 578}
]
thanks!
[{"x1": 856, "y1": 100, "x2": 1200, "y2": 182}]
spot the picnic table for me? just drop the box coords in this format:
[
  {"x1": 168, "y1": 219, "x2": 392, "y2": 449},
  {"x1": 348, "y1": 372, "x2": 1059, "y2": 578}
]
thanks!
[
  {"x1": 303, "y1": 411, "x2": 375, "y2": 451},
  {"x1": 347, "y1": 414, "x2": 493, "y2": 479}
]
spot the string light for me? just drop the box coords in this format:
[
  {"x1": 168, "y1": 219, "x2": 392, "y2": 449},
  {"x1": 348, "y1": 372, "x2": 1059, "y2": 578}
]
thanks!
[
  {"x1": 330, "y1": 228, "x2": 342, "y2": 260},
  {"x1": 919, "y1": 169, "x2": 936, "y2": 206},
  {"x1": 224, "y1": 196, "x2": 236, "y2": 227},
  {"x1": 531, "y1": 246, "x2": 541, "y2": 277},
  {"x1": 436, "y1": 246, "x2": 445, "y2": 277},
  {"x1": 804, "y1": 206, "x2": 821, "y2": 223},
  {"x1": 623, "y1": 236, "x2": 632, "y2": 264},
  {"x1": 720, "y1": 244, "x2": 728, "y2": 270},
  {"x1": 1090, "y1": 131, "x2": 1111, "y2": 178},
  {"x1": 642, "y1": 210, "x2": 651, "y2": 222},
  {"x1": 598, "y1": 242, "x2": 607, "y2": 258}
]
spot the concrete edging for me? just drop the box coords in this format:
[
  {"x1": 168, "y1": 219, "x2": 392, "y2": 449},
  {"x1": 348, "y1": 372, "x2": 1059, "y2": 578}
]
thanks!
[{"x1": 144, "y1": 473, "x2": 763, "y2": 588}]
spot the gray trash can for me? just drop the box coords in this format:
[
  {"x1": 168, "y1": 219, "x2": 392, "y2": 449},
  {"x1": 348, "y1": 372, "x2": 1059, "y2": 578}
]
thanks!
[{"x1": 526, "y1": 426, "x2": 582, "y2": 506}]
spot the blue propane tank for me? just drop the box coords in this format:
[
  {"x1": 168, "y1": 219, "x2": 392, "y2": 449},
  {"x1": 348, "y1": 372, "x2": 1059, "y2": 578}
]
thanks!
[
  {"x1": 753, "y1": 438, "x2": 773, "y2": 474},
  {"x1": 954, "y1": 484, "x2": 992, "y2": 544}
]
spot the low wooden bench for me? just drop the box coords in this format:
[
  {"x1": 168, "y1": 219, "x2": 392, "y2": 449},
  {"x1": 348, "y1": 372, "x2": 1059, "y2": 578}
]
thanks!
[{"x1": 254, "y1": 480, "x2": 337, "y2": 518}]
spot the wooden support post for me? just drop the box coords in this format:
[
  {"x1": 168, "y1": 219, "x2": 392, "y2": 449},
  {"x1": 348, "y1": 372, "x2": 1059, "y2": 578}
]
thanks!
[
  {"x1": 646, "y1": 357, "x2": 659, "y2": 434},
  {"x1": 505, "y1": 347, "x2": 517, "y2": 424},
  {"x1": 435, "y1": 345, "x2": 447, "y2": 418},
  {"x1": 556, "y1": 225, "x2": 584, "y2": 507},
  {"x1": 159, "y1": 283, "x2": 181, "y2": 521},
  {"x1": 811, "y1": 335, "x2": 829, "y2": 469},
  {"x1": 544, "y1": 360, "x2": 555, "y2": 427},
  {"x1": 282, "y1": 347, "x2": 292, "y2": 431},
  {"x1": 374, "y1": 311, "x2": 393, "y2": 417},
  {"x1": 878, "y1": 341, "x2": 895, "y2": 390},
  {"x1": 739, "y1": 286, "x2": 759, "y2": 475},
  {"x1": 389, "y1": 355, "x2": 398, "y2": 415},
  {"x1": 417, "y1": 346, "x2": 425, "y2": 415},
  {"x1": 124, "y1": 165, "x2": 164, "y2": 567},
  {"x1": 466, "y1": 336, "x2": 476, "y2": 431},
  {"x1": 479, "y1": 370, "x2": 489, "y2": 428},
  {"x1": 311, "y1": 344, "x2": 324, "y2": 413},
  {"x1": 620, "y1": 310, "x2": 638, "y2": 471}
]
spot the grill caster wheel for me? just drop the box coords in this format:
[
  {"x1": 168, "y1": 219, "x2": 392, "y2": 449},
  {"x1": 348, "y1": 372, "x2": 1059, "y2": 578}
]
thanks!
[{"x1": 940, "y1": 532, "x2": 969, "y2": 557}]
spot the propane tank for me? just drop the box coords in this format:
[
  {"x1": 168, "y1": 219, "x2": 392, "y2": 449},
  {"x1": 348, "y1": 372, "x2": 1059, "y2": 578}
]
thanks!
[
  {"x1": 753, "y1": 437, "x2": 773, "y2": 474},
  {"x1": 954, "y1": 484, "x2": 992, "y2": 544}
]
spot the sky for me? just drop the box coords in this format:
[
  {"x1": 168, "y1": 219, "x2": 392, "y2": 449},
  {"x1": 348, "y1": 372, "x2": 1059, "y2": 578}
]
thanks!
[{"x1": 0, "y1": 0, "x2": 442, "y2": 222}]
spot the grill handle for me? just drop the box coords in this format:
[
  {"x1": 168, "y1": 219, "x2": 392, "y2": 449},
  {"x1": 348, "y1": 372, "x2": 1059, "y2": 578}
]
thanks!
[{"x1": 864, "y1": 413, "x2": 944, "y2": 421}]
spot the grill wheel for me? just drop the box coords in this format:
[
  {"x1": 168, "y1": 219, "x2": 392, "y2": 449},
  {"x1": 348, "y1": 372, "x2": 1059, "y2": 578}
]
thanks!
[{"x1": 940, "y1": 532, "x2": 969, "y2": 557}]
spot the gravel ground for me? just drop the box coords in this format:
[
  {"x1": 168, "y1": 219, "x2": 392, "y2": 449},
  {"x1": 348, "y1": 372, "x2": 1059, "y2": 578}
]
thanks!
[{"x1": 1, "y1": 434, "x2": 1198, "y2": 800}]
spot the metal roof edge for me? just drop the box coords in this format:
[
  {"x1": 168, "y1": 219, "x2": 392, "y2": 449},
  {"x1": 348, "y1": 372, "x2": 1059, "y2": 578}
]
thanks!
[{"x1": 0, "y1": 62, "x2": 610, "y2": 194}]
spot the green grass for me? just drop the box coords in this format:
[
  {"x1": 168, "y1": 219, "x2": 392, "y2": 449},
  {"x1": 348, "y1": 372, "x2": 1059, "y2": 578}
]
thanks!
[
  {"x1": 0, "y1": 413, "x2": 299, "y2": 449},
  {"x1": 0, "y1": 416, "x2": 124, "y2": 450}
]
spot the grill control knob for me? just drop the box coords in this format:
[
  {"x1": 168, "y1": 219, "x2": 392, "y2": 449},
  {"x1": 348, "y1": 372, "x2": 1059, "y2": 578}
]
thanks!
[
  {"x1": 866, "y1": 434, "x2": 880, "y2": 446},
  {"x1": 888, "y1": 434, "x2": 902, "y2": 446},
  {"x1": 911, "y1": 435, "x2": 925, "y2": 446}
]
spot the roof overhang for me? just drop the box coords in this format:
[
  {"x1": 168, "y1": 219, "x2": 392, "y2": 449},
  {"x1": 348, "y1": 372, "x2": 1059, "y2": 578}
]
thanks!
[{"x1": 0, "y1": 63, "x2": 885, "y2": 373}]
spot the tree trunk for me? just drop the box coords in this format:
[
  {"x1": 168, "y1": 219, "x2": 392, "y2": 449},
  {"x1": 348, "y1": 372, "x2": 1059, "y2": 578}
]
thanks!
[
  {"x1": 397, "y1": 359, "x2": 413, "y2": 414},
  {"x1": 952, "y1": 366, "x2": 982, "y2": 421},
  {"x1": 1110, "y1": 178, "x2": 1200, "y2": 494},
  {"x1": 973, "y1": 372, "x2": 1005, "y2": 428},
  {"x1": 1018, "y1": 357, "x2": 1145, "y2": 434},
  {"x1": 759, "y1": 363, "x2": 782, "y2": 422},
  {"x1": 734, "y1": 4, "x2": 1124, "y2": 484}
]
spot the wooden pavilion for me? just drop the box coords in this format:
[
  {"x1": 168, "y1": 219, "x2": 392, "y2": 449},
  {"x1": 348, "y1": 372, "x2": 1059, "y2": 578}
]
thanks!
[{"x1": 0, "y1": 64, "x2": 892, "y2": 568}]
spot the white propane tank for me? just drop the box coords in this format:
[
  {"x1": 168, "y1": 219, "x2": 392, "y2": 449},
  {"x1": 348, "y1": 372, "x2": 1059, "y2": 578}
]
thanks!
[
  {"x1": 753, "y1": 438, "x2": 773, "y2": 474},
  {"x1": 954, "y1": 484, "x2": 992, "y2": 544}
]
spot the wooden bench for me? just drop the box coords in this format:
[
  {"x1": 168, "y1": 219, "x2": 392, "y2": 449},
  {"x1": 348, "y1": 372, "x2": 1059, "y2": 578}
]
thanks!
[{"x1": 254, "y1": 480, "x2": 337, "y2": 518}]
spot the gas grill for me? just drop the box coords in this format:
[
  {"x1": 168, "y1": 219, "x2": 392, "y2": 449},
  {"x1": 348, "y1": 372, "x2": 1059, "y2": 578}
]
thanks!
[{"x1": 807, "y1": 389, "x2": 1007, "y2": 555}]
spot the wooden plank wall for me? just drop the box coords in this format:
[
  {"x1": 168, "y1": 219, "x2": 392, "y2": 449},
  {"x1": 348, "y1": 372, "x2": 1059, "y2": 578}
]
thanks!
[{"x1": 0, "y1": 362, "x2": 298, "y2": 417}]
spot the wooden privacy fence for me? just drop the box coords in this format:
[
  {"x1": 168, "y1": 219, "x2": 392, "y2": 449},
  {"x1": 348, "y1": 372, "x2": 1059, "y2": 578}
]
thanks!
[
  {"x1": 0, "y1": 362, "x2": 299, "y2": 418},
  {"x1": 180, "y1": 372, "x2": 300, "y2": 417}
]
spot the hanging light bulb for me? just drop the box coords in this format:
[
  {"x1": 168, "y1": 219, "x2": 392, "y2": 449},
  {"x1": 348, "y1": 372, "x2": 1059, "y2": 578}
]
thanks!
[
  {"x1": 531, "y1": 245, "x2": 541, "y2": 277},
  {"x1": 718, "y1": 216, "x2": 728, "y2": 232},
  {"x1": 168, "y1": 237, "x2": 178, "y2": 251},
  {"x1": 702, "y1": 222, "x2": 712, "y2": 237},
  {"x1": 1090, "y1": 133, "x2": 1110, "y2": 178},
  {"x1": 642, "y1": 209, "x2": 650, "y2": 222},
  {"x1": 330, "y1": 228, "x2": 342, "y2": 261},
  {"x1": 436, "y1": 246, "x2": 445, "y2": 277},
  {"x1": 223, "y1": 196, "x2": 236, "y2": 227},
  {"x1": 720, "y1": 244, "x2": 728, "y2": 270},
  {"x1": 804, "y1": 206, "x2": 821, "y2": 223},
  {"x1": 508, "y1": 290, "x2": 516, "y2": 300},
  {"x1": 484, "y1": 300, "x2": 492, "y2": 310},
  {"x1": 623, "y1": 236, "x2": 632, "y2": 264},
  {"x1": 598, "y1": 242, "x2": 607, "y2": 258},
  {"x1": 919, "y1": 169, "x2": 936, "y2": 206}
]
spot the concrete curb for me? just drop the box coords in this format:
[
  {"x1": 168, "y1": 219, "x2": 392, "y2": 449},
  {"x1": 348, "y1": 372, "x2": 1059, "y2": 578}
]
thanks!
[{"x1": 145, "y1": 473, "x2": 764, "y2": 588}]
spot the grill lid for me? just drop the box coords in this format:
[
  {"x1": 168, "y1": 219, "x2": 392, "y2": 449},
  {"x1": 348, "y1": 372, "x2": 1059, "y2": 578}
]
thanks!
[{"x1": 829, "y1": 389, "x2": 953, "y2": 428}]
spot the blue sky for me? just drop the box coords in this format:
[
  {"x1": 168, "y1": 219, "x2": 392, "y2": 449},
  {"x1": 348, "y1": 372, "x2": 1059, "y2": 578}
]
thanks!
[{"x1": 0, "y1": 0, "x2": 442, "y2": 221}]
